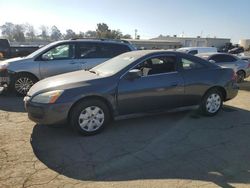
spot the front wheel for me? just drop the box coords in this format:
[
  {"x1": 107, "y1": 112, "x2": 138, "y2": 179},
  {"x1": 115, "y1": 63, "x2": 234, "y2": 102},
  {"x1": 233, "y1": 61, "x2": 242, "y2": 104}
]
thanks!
[
  {"x1": 200, "y1": 89, "x2": 223, "y2": 116},
  {"x1": 13, "y1": 73, "x2": 38, "y2": 96},
  {"x1": 70, "y1": 99, "x2": 110, "y2": 136}
]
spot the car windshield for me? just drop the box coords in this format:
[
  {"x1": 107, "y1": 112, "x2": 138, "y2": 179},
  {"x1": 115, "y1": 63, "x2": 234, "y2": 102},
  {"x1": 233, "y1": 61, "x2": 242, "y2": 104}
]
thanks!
[
  {"x1": 90, "y1": 52, "x2": 142, "y2": 76},
  {"x1": 26, "y1": 41, "x2": 61, "y2": 58}
]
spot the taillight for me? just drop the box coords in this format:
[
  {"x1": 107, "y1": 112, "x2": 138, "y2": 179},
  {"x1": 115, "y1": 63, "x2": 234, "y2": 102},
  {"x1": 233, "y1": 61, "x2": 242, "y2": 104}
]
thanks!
[
  {"x1": 232, "y1": 71, "x2": 237, "y2": 81},
  {"x1": 247, "y1": 63, "x2": 250, "y2": 68}
]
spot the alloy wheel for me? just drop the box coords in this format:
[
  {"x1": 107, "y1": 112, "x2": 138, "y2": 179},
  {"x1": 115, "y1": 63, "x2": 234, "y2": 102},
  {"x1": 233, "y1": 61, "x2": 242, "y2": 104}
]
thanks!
[{"x1": 14, "y1": 77, "x2": 34, "y2": 95}]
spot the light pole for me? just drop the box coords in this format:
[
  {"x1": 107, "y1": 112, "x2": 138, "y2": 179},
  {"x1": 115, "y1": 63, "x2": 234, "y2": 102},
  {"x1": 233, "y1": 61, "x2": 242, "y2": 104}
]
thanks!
[{"x1": 135, "y1": 29, "x2": 138, "y2": 39}]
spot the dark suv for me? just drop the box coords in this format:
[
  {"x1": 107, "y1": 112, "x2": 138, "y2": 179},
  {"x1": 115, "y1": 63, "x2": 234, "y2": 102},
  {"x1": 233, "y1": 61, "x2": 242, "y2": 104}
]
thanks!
[{"x1": 0, "y1": 38, "x2": 136, "y2": 95}]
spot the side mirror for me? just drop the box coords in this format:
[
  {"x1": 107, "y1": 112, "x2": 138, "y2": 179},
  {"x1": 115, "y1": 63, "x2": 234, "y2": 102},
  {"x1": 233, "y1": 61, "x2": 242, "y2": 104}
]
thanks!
[
  {"x1": 42, "y1": 54, "x2": 52, "y2": 61},
  {"x1": 125, "y1": 69, "x2": 142, "y2": 80},
  {"x1": 209, "y1": 60, "x2": 216, "y2": 64}
]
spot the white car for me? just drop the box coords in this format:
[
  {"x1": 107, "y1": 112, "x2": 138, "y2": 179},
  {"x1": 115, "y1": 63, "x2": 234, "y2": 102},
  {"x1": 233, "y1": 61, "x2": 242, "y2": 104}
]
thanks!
[{"x1": 177, "y1": 47, "x2": 217, "y2": 55}]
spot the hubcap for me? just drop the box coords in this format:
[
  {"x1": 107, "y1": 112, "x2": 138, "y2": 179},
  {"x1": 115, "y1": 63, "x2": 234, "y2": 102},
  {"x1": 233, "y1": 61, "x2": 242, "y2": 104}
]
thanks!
[
  {"x1": 15, "y1": 77, "x2": 34, "y2": 95},
  {"x1": 206, "y1": 93, "x2": 221, "y2": 113},
  {"x1": 78, "y1": 106, "x2": 105, "y2": 132}
]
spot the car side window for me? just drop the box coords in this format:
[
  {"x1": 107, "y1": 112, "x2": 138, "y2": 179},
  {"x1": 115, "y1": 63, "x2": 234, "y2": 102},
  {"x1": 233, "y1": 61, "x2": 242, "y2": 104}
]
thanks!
[
  {"x1": 210, "y1": 55, "x2": 237, "y2": 63},
  {"x1": 42, "y1": 44, "x2": 74, "y2": 60},
  {"x1": 188, "y1": 50, "x2": 198, "y2": 55},
  {"x1": 78, "y1": 43, "x2": 130, "y2": 59},
  {"x1": 135, "y1": 56, "x2": 176, "y2": 76},
  {"x1": 181, "y1": 58, "x2": 204, "y2": 70}
]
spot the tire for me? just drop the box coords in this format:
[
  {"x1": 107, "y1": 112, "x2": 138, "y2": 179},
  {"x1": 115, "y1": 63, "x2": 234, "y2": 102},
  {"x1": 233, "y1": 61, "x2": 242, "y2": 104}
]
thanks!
[
  {"x1": 12, "y1": 73, "x2": 38, "y2": 96},
  {"x1": 200, "y1": 89, "x2": 223, "y2": 116},
  {"x1": 70, "y1": 99, "x2": 110, "y2": 136},
  {"x1": 236, "y1": 70, "x2": 245, "y2": 83}
]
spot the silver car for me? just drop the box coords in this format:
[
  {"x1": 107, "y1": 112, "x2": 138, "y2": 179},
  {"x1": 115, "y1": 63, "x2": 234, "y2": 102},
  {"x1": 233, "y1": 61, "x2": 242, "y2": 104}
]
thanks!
[
  {"x1": 0, "y1": 39, "x2": 135, "y2": 95},
  {"x1": 197, "y1": 53, "x2": 250, "y2": 82}
]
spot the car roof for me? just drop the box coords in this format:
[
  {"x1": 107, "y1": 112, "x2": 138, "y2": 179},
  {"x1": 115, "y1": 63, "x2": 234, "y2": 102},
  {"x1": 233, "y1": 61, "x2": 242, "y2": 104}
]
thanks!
[
  {"x1": 121, "y1": 50, "x2": 187, "y2": 57},
  {"x1": 58, "y1": 39, "x2": 133, "y2": 46},
  {"x1": 196, "y1": 52, "x2": 233, "y2": 57}
]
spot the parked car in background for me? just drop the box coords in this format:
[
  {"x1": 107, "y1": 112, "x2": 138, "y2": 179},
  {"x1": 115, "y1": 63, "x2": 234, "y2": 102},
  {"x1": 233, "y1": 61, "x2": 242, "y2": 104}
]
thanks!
[
  {"x1": 0, "y1": 38, "x2": 136, "y2": 95},
  {"x1": 0, "y1": 39, "x2": 39, "y2": 60},
  {"x1": 177, "y1": 47, "x2": 217, "y2": 55},
  {"x1": 239, "y1": 56, "x2": 250, "y2": 63},
  {"x1": 228, "y1": 46, "x2": 244, "y2": 54},
  {"x1": 197, "y1": 53, "x2": 250, "y2": 82},
  {"x1": 24, "y1": 50, "x2": 238, "y2": 136}
]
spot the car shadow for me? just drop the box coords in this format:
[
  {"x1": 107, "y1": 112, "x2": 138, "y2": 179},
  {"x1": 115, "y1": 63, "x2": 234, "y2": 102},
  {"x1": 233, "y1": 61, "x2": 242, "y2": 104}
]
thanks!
[
  {"x1": 0, "y1": 93, "x2": 25, "y2": 112},
  {"x1": 31, "y1": 106, "x2": 250, "y2": 187}
]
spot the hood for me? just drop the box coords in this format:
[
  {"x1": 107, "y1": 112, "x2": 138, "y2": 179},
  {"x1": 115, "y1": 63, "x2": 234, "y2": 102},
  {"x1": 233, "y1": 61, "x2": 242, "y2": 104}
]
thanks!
[
  {"x1": 0, "y1": 57, "x2": 30, "y2": 67},
  {"x1": 28, "y1": 70, "x2": 101, "y2": 96}
]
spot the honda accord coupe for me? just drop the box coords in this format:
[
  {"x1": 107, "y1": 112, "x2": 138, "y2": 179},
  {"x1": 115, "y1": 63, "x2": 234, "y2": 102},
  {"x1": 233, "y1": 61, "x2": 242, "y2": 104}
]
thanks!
[{"x1": 24, "y1": 50, "x2": 238, "y2": 135}]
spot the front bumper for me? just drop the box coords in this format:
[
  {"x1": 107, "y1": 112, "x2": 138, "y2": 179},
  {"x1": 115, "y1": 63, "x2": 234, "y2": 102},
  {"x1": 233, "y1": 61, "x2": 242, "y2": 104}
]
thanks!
[
  {"x1": 24, "y1": 96, "x2": 72, "y2": 125},
  {"x1": 0, "y1": 69, "x2": 11, "y2": 94}
]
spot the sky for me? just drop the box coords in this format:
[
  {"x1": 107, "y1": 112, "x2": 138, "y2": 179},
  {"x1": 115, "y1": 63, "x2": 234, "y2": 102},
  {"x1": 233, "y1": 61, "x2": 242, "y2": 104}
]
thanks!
[{"x1": 0, "y1": 0, "x2": 250, "y2": 43}]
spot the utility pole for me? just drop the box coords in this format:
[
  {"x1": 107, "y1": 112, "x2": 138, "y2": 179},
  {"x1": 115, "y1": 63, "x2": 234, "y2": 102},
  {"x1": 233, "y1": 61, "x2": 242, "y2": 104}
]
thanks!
[{"x1": 135, "y1": 29, "x2": 138, "y2": 39}]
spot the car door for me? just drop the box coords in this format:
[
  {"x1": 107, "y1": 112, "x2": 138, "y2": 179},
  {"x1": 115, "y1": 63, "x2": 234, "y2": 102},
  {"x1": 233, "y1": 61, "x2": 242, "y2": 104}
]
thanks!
[
  {"x1": 117, "y1": 55, "x2": 185, "y2": 115},
  {"x1": 38, "y1": 43, "x2": 78, "y2": 79},
  {"x1": 178, "y1": 55, "x2": 211, "y2": 106},
  {"x1": 209, "y1": 54, "x2": 237, "y2": 71}
]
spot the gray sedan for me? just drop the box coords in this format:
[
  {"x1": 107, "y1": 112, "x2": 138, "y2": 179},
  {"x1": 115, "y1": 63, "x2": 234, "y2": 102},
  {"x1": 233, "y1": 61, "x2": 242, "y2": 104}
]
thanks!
[
  {"x1": 197, "y1": 53, "x2": 250, "y2": 82},
  {"x1": 24, "y1": 50, "x2": 238, "y2": 135}
]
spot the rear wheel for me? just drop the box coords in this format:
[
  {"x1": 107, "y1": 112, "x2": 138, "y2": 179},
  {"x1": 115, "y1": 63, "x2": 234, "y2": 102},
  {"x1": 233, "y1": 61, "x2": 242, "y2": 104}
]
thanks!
[
  {"x1": 236, "y1": 70, "x2": 245, "y2": 83},
  {"x1": 70, "y1": 99, "x2": 110, "y2": 136},
  {"x1": 200, "y1": 89, "x2": 223, "y2": 116},
  {"x1": 13, "y1": 73, "x2": 38, "y2": 96}
]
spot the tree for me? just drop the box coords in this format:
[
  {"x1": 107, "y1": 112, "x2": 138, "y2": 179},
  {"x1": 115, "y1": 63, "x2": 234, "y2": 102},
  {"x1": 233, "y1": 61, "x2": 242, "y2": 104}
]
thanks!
[
  {"x1": 122, "y1": 34, "x2": 132, "y2": 39},
  {"x1": 0, "y1": 22, "x2": 15, "y2": 40},
  {"x1": 50, "y1": 25, "x2": 62, "y2": 41},
  {"x1": 40, "y1": 25, "x2": 49, "y2": 41},
  {"x1": 96, "y1": 23, "x2": 111, "y2": 38},
  {"x1": 64, "y1": 29, "x2": 77, "y2": 39},
  {"x1": 109, "y1": 29, "x2": 122, "y2": 39},
  {"x1": 85, "y1": 30, "x2": 97, "y2": 38},
  {"x1": 77, "y1": 31, "x2": 85, "y2": 38},
  {"x1": 13, "y1": 24, "x2": 25, "y2": 42},
  {"x1": 25, "y1": 23, "x2": 36, "y2": 41}
]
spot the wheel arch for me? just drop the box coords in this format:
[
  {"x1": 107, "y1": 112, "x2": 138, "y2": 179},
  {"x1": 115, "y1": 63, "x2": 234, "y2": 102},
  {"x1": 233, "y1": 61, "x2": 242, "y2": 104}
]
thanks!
[
  {"x1": 68, "y1": 95, "x2": 115, "y2": 121},
  {"x1": 11, "y1": 71, "x2": 39, "y2": 82},
  {"x1": 202, "y1": 86, "x2": 227, "y2": 101},
  {"x1": 237, "y1": 69, "x2": 246, "y2": 78}
]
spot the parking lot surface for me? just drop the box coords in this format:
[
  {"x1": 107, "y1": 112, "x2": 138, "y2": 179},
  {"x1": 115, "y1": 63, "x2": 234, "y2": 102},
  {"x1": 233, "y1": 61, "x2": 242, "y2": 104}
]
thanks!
[{"x1": 0, "y1": 79, "x2": 250, "y2": 188}]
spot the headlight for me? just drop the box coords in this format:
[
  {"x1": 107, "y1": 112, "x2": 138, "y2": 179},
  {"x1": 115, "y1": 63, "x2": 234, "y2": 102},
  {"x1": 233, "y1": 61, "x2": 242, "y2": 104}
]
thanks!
[
  {"x1": 31, "y1": 90, "x2": 64, "y2": 104},
  {"x1": 0, "y1": 64, "x2": 7, "y2": 71}
]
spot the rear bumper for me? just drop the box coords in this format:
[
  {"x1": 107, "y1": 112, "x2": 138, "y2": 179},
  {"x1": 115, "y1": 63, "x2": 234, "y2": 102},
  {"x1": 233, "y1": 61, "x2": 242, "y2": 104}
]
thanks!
[
  {"x1": 24, "y1": 97, "x2": 72, "y2": 125},
  {"x1": 225, "y1": 83, "x2": 239, "y2": 101}
]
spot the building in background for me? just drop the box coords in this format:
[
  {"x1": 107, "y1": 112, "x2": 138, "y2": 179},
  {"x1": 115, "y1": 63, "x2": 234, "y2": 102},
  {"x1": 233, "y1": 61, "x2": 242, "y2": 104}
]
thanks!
[
  {"x1": 126, "y1": 39, "x2": 181, "y2": 50},
  {"x1": 151, "y1": 35, "x2": 230, "y2": 49},
  {"x1": 239, "y1": 39, "x2": 250, "y2": 50}
]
